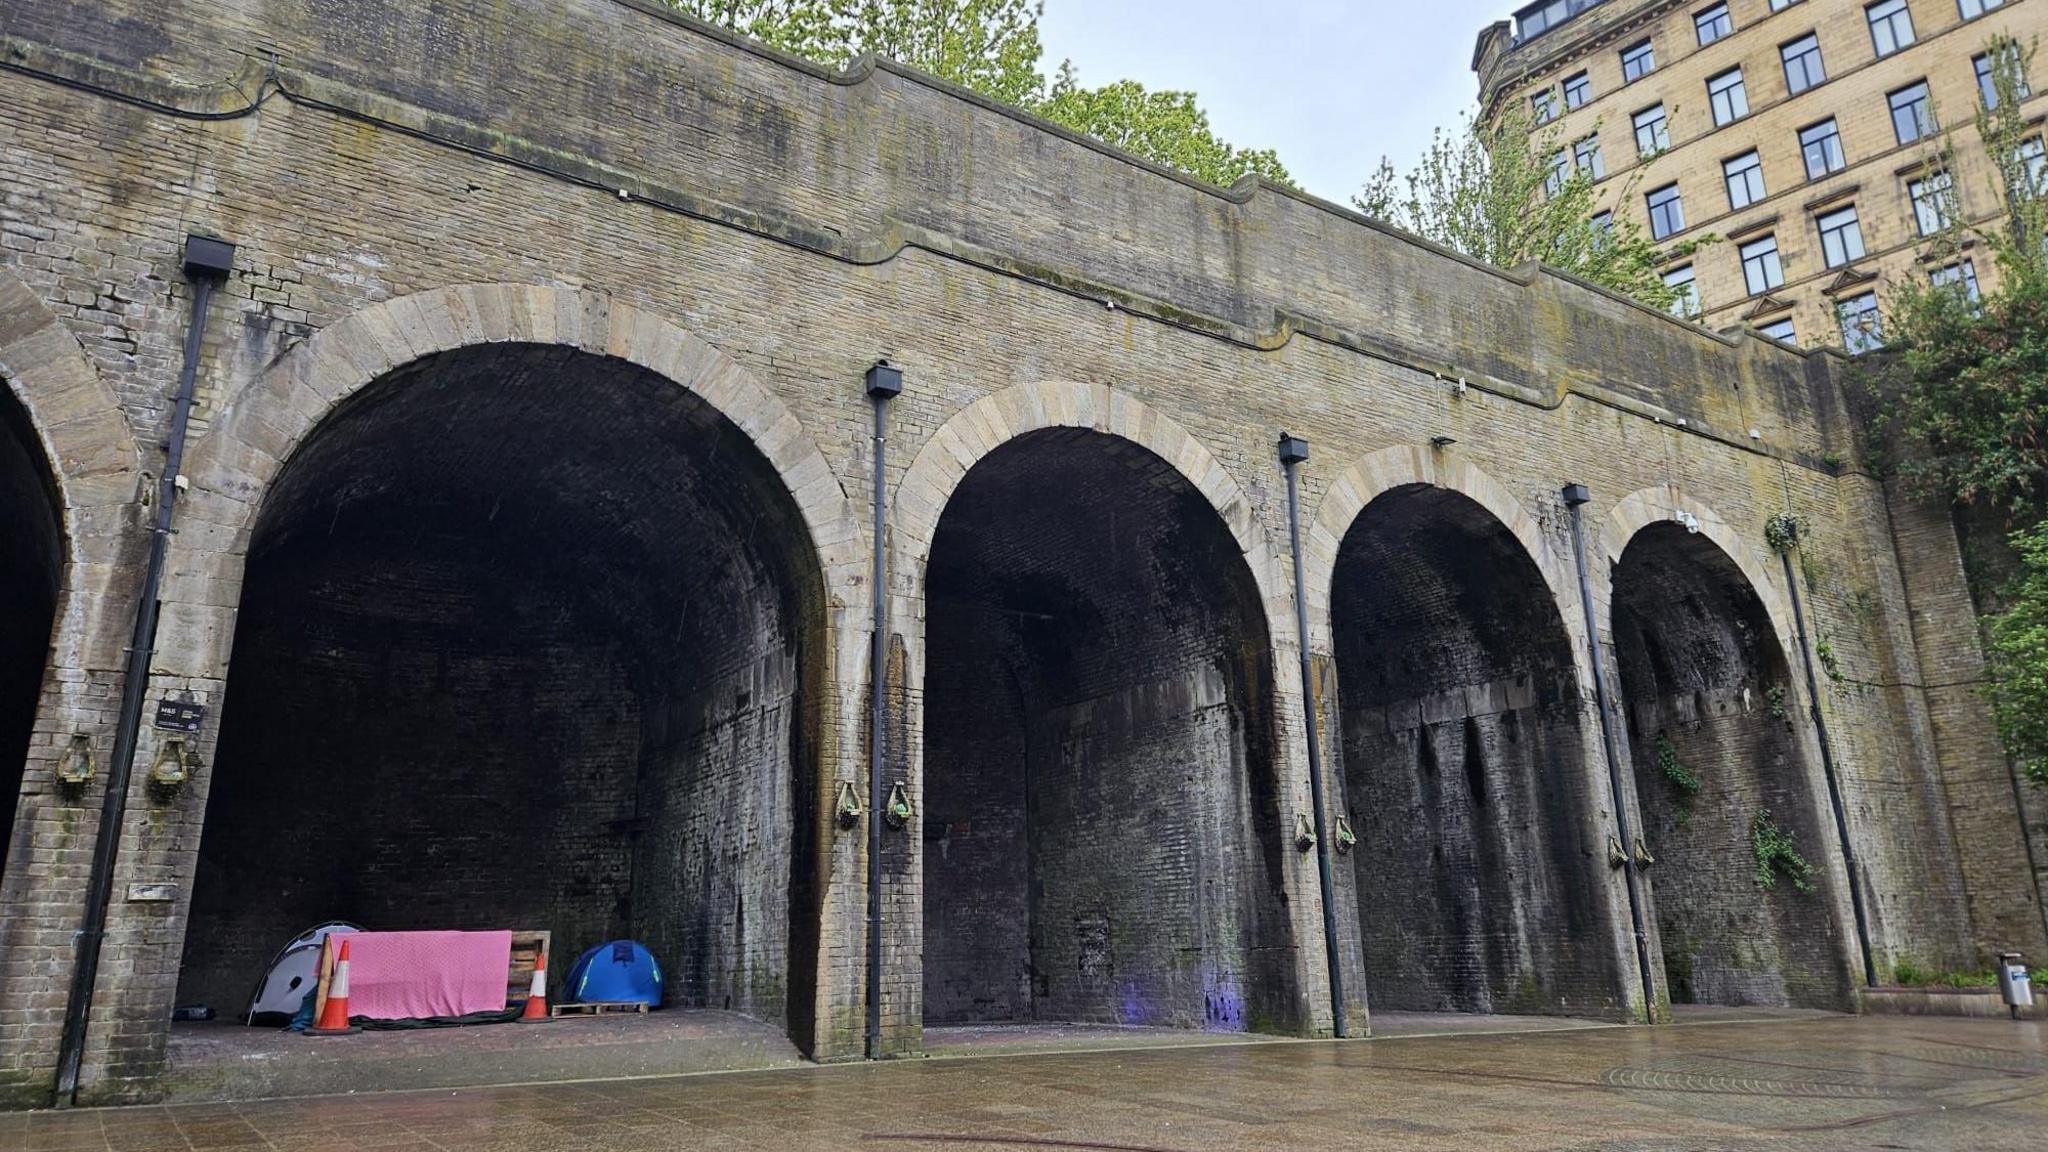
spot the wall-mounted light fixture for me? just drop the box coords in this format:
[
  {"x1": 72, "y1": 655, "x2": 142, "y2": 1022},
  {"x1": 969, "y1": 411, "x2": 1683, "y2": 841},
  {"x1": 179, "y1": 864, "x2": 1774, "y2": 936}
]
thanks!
[
  {"x1": 1295, "y1": 811, "x2": 1318, "y2": 852},
  {"x1": 884, "y1": 781, "x2": 913, "y2": 829},
  {"x1": 55, "y1": 733, "x2": 94, "y2": 792},
  {"x1": 836, "y1": 780, "x2": 864, "y2": 828},
  {"x1": 148, "y1": 738, "x2": 192, "y2": 794},
  {"x1": 1333, "y1": 814, "x2": 1357, "y2": 855}
]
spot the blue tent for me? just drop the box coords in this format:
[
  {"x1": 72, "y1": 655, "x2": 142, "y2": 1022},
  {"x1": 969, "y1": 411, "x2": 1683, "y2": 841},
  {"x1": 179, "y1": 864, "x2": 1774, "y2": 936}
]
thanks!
[{"x1": 564, "y1": 940, "x2": 663, "y2": 1007}]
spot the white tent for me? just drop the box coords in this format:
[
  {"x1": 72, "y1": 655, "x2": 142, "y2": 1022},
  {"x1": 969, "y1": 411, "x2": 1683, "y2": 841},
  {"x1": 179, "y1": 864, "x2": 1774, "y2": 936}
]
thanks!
[{"x1": 246, "y1": 921, "x2": 360, "y2": 1024}]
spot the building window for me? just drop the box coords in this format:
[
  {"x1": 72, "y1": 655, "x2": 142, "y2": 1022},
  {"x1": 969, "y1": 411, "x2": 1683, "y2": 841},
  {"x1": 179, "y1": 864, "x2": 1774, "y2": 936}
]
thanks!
[
  {"x1": 1800, "y1": 118, "x2": 1846, "y2": 179},
  {"x1": 1564, "y1": 70, "x2": 1592, "y2": 110},
  {"x1": 1516, "y1": 0, "x2": 1610, "y2": 42},
  {"x1": 1759, "y1": 317, "x2": 1797, "y2": 345},
  {"x1": 1889, "y1": 81, "x2": 1936, "y2": 145},
  {"x1": 1621, "y1": 40, "x2": 1656, "y2": 83},
  {"x1": 1867, "y1": 0, "x2": 1915, "y2": 58},
  {"x1": 1838, "y1": 292, "x2": 1884, "y2": 352},
  {"x1": 1782, "y1": 34, "x2": 1825, "y2": 95},
  {"x1": 1647, "y1": 183, "x2": 1686, "y2": 239},
  {"x1": 1575, "y1": 134, "x2": 1606, "y2": 179},
  {"x1": 1976, "y1": 48, "x2": 2031, "y2": 109},
  {"x1": 1724, "y1": 150, "x2": 1767, "y2": 209},
  {"x1": 1634, "y1": 104, "x2": 1670, "y2": 156},
  {"x1": 1696, "y1": 5, "x2": 1732, "y2": 46},
  {"x1": 1771, "y1": 0, "x2": 1804, "y2": 9},
  {"x1": 1591, "y1": 210, "x2": 1615, "y2": 236},
  {"x1": 1547, "y1": 150, "x2": 1570, "y2": 197},
  {"x1": 1931, "y1": 259, "x2": 1982, "y2": 302},
  {"x1": 1709, "y1": 68, "x2": 1749, "y2": 126},
  {"x1": 1910, "y1": 170, "x2": 1955, "y2": 235},
  {"x1": 2019, "y1": 136, "x2": 2047, "y2": 198},
  {"x1": 1817, "y1": 205, "x2": 1866, "y2": 268},
  {"x1": 1741, "y1": 235, "x2": 1784, "y2": 294},
  {"x1": 1532, "y1": 88, "x2": 1560, "y2": 124},
  {"x1": 1664, "y1": 265, "x2": 1700, "y2": 318},
  {"x1": 1959, "y1": 0, "x2": 2005, "y2": 19}
]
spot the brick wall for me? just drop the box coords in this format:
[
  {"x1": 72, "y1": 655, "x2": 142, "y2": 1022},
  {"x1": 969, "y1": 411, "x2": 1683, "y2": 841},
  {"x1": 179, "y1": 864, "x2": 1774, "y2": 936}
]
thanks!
[
  {"x1": 0, "y1": 0, "x2": 2037, "y2": 1099},
  {"x1": 1613, "y1": 522, "x2": 1856, "y2": 1009}
]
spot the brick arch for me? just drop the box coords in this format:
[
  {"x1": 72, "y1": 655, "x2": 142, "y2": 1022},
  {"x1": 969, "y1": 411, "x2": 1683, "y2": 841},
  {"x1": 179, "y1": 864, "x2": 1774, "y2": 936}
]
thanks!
[
  {"x1": 0, "y1": 268, "x2": 141, "y2": 564},
  {"x1": 1599, "y1": 485, "x2": 1800, "y2": 667},
  {"x1": 891, "y1": 380, "x2": 1287, "y2": 669},
  {"x1": 1302, "y1": 445, "x2": 1577, "y2": 662},
  {"x1": 176, "y1": 284, "x2": 864, "y2": 594}
]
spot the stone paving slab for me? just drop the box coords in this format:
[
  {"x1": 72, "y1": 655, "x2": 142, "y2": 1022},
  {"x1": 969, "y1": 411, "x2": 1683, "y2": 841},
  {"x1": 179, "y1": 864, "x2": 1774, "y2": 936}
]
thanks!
[{"x1": 6, "y1": 1013, "x2": 2045, "y2": 1150}]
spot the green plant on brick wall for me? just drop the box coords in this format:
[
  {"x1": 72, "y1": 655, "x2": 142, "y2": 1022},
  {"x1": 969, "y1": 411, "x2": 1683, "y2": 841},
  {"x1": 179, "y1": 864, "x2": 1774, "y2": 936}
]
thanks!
[
  {"x1": 1814, "y1": 636, "x2": 1844, "y2": 683},
  {"x1": 1656, "y1": 735, "x2": 1700, "y2": 824},
  {"x1": 1766, "y1": 685, "x2": 1788, "y2": 720},
  {"x1": 1751, "y1": 809, "x2": 1815, "y2": 894},
  {"x1": 1764, "y1": 512, "x2": 1808, "y2": 554}
]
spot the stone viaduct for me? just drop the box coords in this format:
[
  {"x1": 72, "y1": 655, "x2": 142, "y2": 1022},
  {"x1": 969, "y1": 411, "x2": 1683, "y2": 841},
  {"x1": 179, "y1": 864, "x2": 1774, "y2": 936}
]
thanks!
[{"x1": 0, "y1": 0, "x2": 2042, "y2": 1106}]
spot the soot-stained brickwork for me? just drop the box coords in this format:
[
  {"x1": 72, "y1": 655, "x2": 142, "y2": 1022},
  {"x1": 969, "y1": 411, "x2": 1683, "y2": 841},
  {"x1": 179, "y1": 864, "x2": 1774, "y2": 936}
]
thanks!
[
  {"x1": 180, "y1": 345, "x2": 822, "y2": 1027},
  {"x1": 922, "y1": 430, "x2": 1293, "y2": 1031},
  {"x1": 0, "y1": 393, "x2": 60, "y2": 872},
  {"x1": 0, "y1": 0, "x2": 2043, "y2": 1105},
  {"x1": 1612, "y1": 523, "x2": 1855, "y2": 1011},
  {"x1": 1332, "y1": 485, "x2": 1621, "y2": 1018}
]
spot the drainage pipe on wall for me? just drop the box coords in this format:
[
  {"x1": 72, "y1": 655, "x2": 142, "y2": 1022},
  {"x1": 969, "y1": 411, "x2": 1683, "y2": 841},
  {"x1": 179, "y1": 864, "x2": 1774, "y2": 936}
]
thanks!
[
  {"x1": 55, "y1": 235, "x2": 236, "y2": 1104},
  {"x1": 1778, "y1": 547, "x2": 1878, "y2": 988},
  {"x1": 1278, "y1": 434, "x2": 1347, "y2": 1039},
  {"x1": 863, "y1": 360, "x2": 901, "y2": 1061},
  {"x1": 1561, "y1": 483, "x2": 1659, "y2": 1025}
]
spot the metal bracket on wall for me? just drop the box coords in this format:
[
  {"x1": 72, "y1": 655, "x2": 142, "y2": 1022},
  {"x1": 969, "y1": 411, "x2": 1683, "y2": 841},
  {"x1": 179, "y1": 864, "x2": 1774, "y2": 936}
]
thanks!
[{"x1": 54, "y1": 733, "x2": 94, "y2": 793}]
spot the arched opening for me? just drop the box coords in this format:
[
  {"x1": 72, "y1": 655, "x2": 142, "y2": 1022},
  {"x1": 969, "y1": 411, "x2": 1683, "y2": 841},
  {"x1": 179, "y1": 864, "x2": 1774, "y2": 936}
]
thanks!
[
  {"x1": 178, "y1": 344, "x2": 825, "y2": 1049},
  {"x1": 1332, "y1": 485, "x2": 1617, "y2": 1017},
  {"x1": 920, "y1": 428, "x2": 1292, "y2": 1035},
  {"x1": 0, "y1": 387, "x2": 62, "y2": 869},
  {"x1": 1611, "y1": 522, "x2": 1850, "y2": 1009}
]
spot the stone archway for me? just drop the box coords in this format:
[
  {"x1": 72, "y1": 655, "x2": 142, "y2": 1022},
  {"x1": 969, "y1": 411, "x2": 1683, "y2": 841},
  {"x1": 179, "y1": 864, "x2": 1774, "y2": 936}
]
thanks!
[
  {"x1": 0, "y1": 266, "x2": 142, "y2": 1102},
  {"x1": 144, "y1": 285, "x2": 864, "y2": 1064},
  {"x1": 894, "y1": 382, "x2": 1314, "y2": 1039},
  {"x1": 1306, "y1": 447, "x2": 1630, "y2": 1020},
  {"x1": 1602, "y1": 487, "x2": 1857, "y2": 1010}
]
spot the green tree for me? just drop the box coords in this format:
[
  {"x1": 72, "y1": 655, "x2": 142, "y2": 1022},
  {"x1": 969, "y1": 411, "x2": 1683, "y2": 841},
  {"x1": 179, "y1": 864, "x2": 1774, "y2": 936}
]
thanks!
[
  {"x1": 664, "y1": 0, "x2": 1290, "y2": 188},
  {"x1": 1036, "y1": 63, "x2": 1292, "y2": 188},
  {"x1": 1866, "y1": 36, "x2": 2048, "y2": 788},
  {"x1": 1354, "y1": 103, "x2": 1706, "y2": 314}
]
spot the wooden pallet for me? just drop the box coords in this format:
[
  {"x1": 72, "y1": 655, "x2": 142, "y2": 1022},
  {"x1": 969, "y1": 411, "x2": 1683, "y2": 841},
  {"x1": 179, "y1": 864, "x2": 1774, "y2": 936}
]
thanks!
[{"x1": 551, "y1": 1000, "x2": 649, "y2": 1018}]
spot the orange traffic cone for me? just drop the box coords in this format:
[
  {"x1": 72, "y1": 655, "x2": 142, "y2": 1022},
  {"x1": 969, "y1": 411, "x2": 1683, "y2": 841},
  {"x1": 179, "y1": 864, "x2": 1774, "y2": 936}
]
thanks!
[
  {"x1": 306, "y1": 938, "x2": 360, "y2": 1036},
  {"x1": 519, "y1": 950, "x2": 550, "y2": 1022}
]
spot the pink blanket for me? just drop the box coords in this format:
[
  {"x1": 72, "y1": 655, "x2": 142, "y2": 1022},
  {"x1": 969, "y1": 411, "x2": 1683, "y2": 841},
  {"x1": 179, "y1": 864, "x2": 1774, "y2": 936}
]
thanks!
[{"x1": 333, "y1": 930, "x2": 513, "y2": 1021}]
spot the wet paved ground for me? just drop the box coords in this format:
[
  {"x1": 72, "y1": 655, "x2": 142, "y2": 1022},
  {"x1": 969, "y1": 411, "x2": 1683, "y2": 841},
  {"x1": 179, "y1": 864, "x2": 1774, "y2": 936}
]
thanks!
[{"x1": 7, "y1": 1013, "x2": 2044, "y2": 1150}]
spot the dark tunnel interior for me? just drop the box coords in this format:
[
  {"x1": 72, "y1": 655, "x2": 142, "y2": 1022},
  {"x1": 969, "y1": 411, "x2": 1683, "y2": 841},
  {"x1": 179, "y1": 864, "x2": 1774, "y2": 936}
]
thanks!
[
  {"x1": 1331, "y1": 484, "x2": 1620, "y2": 1017},
  {"x1": 1612, "y1": 522, "x2": 1850, "y2": 1009},
  {"x1": 920, "y1": 428, "x2": 1295, "y2": 1033},
  {"x1": 0, "y1": 388, "x2": 62, "y2": 873},
  {"x1": 177, "y1": 345, "x2": 825, "y2": 1037}
]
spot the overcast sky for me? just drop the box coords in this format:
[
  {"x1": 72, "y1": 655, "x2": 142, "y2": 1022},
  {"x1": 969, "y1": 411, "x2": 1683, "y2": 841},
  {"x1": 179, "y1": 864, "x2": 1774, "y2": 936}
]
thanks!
[{"x1": 1038, "y1": 0, "x2": 1510, "y2": 203}]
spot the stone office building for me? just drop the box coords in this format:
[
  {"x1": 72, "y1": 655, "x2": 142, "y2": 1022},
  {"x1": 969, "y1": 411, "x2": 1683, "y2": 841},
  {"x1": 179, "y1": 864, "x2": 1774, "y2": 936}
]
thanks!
[
  {"x1": 0, "y1": 0, "x2": 2042, "y2": 1106},
  {"x1": 1476, "y1": 0, "x2": 2048, "y2": 348}
]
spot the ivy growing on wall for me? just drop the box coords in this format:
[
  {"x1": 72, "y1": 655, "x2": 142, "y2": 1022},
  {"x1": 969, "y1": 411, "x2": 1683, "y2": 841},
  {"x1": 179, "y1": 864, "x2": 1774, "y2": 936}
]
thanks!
[{"x1": 1751, "y1": 810, "x2": 1815, "y2": 894}]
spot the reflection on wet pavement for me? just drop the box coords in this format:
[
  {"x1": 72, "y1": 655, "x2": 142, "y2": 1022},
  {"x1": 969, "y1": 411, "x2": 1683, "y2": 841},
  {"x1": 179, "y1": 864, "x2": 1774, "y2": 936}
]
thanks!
[{"x1": 5, "y1": 1014, "x2": 2043, "y2": 1150}]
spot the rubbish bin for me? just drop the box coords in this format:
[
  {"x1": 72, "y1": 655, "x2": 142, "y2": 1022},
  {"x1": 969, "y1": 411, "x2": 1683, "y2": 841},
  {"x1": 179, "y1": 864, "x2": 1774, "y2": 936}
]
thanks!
[{"x1": 1996, "y1": 952, "x2": 2034, "y2": 1021}]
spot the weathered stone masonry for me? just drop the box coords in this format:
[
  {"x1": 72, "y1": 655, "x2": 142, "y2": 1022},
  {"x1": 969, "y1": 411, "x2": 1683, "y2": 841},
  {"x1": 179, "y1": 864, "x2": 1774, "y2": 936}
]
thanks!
[{"x1": 0, "y1": 0, "x2": 2042, "y2": 1105}]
